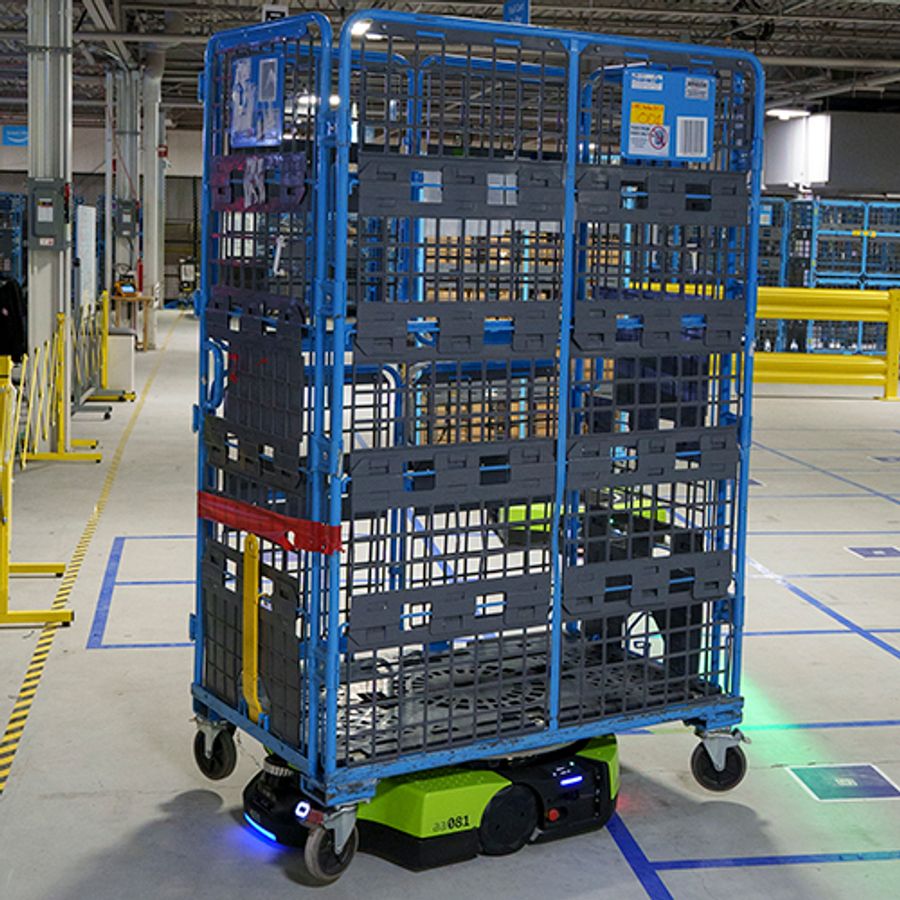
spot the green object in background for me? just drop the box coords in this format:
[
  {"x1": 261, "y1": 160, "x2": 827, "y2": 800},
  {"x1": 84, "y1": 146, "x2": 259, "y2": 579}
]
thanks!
[{"x1": 500, "y1": 496, "x2": 669, "y2": 537}]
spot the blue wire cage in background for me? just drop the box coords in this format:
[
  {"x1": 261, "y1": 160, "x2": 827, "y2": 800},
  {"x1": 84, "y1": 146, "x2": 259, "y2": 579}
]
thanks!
[
  {"x1": 190, "y1": 6, "x2": 764, "y2": 850},
  {"x1": 0, "y1": 193, "x2": 26, "y2": 285}
]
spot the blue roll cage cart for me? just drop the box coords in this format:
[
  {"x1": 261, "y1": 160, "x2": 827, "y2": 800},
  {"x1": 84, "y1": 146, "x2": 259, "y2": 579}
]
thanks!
[{"x1": 191, "y1": 8, "x2": 764, "y2": 878}]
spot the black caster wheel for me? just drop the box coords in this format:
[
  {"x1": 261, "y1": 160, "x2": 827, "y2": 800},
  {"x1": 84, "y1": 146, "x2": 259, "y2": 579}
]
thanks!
[
  {"x1": 478, "y1": 784, "x2": 538, "y2": 855},
  {"x1": 193, "y1": 727, "x2": 237, "y2": 781},
  {"x1": 690, "y1": 742, "x2": 747, "y2": 792},
  {"x1": 302, "y1": 825, "x2": 358, "y2": 886}
]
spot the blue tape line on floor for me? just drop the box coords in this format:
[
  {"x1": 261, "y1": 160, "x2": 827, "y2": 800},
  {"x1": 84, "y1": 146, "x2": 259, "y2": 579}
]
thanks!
[
  {"x1": 114, "y1": 579, "x2": 196, "y2": 587},
  {"x1": 782, "y1": 572, "x2": 900, "y2": 579},
  {"x1": 652, "y1": 850, "x2": 900, "y2": 870},
  {"x1": 752, "y1": 441, "x2": 900, "y2": 508},
  {"x1": 750, "y1": 558, "x2": 900, "y2": 663},
  {"x1": 742, "y1": 719, "x2": 900, "y2": 731},
  {"x1": 744, "y1": 628, "x2": 851, "y2": 637},
  {"x1": 606, "y1": 814, "x2": 673, "y2": 899},
  {"x1": 87, "y1": 536, "x2": 125, "y2": 649},
  {"x1": 100, "y1": 642, "x2": 192, "y2": 649},
  {"x1": 750, "y1": 493, "x2": 872, "y2": 500},
  {"x1": 749, "y1": 530, "x2": 900, "y2": 536}
]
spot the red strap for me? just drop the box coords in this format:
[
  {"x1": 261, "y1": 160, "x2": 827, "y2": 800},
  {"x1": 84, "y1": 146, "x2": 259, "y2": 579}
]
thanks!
[{"x1": 198, "y1": 491, "x2": 342, "y2": 555}]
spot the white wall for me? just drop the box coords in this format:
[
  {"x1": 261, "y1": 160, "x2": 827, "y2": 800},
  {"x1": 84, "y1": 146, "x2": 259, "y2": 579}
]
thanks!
[
  {"x1": 763, "y1": 115, "x2": 831, "y2": 190},
  {"x1": 0, "y1": 127, "x2": 203, "y2": 178}
]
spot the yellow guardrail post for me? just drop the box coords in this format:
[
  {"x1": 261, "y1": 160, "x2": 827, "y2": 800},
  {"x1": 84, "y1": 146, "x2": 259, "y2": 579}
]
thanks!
[
  {"x1": 884, "y1": 290, "x2": 900, "y2": 402},
  {"x1": 101, "y1": 289, "x2": 109, "y2": 390},
  {"x1": 241, "y1": 534, "x2": 263, "y2": 724},
  {"x1": 0, "y1": 354, "x2": 72, "y2": 627},
  {"x1": 754, "y1": 286, "x2": 899, "y2": 400}
]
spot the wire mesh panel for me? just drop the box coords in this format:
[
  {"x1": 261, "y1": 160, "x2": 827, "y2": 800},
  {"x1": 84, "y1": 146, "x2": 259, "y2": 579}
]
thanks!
[
  {"x1": 866, "y1": 203, "x2": 900, "y2": 287},
  {"x1": 328, "y1": 14, "x2": 761, "y2": 772},
  {"x1": 335, "y1": 24, "x2": 570, "y2": 764},
  {"x1": 0, "y1": 194, "x2": 25, "y2": 284},
  {"x1": 812, "y1": 200, "x2": 866, "y2": 285},
  {"x1": 196, "y1": 16, "x2": 332, "y2": 757},
  {"x1": 559, "y1": 43, "x2": 754, "y2": 728},
  {"x1": 757, "y1": 197, "x2": 787, "y2": 287},
  {"x1": 787, "y1": 199, "x2": 812, "y2": 288}
]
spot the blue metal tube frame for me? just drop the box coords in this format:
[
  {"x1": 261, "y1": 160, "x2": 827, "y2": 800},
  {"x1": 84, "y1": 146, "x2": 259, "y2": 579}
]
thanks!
[
  {"x1": 728, "y1": 55, "x2": 766, "y2": 698},
  {"x1": 192, "y1": 13, "x2": 335, "y2": 736},
  {"x1": 192, "y1": 681, "x2": 741, "y2": 803},
  {"x1": 302, "y1": 17, "x2": 335, "y2": 777},
  {"x1": 197, "y1": 7, "x2": 765, "y2": 801}
]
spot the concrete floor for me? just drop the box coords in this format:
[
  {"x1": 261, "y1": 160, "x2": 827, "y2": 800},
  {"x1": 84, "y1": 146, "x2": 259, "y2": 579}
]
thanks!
[{"x1": 1, "y1": 309, "x2": 899, "y2": 898}]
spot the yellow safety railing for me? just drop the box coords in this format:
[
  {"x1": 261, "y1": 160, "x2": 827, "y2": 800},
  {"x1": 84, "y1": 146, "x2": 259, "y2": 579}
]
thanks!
[
  {"x1": 19, "y1": 313, "x2": 102, "y2": 465},
  {"x1": 0, "y1": 355, "x2": 72, "y2": 626},
  {"x1": 754, "y1": 287, "x2": 900, "y2": 401},
  {"x1": 72, "y1": 300, "x2": 104, "y2": 407},
  {"x1": 85, "y1": 290, "x2": 136, "y2": 404}
]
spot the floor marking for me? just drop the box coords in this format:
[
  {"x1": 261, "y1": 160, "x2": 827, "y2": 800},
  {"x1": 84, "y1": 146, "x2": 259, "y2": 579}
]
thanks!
[
  {"x1": 846, "y1": 546, "x2": 900, "y2": 559},
  {"x1": 788, "y1": 763, "x2": 900, "y2": 802},
  {"x1": 781, "y1": 571, "x2": 900, "y2": 579},
  {"x1": 752, "y1": 441, "x2": 900, "y2": 508},
  {"x1": 0, "y1": 315, "x2": 182, "y2": 797},
  {"x1": 750, "y1": 529, "x2": 900, "y2": 536},
  {"x1": 606, "y1": 814, "x2": 673, "y2": 899},
  {"x1": 749, "y1": 557, "x2": 900, "y2": 663},
  {"x1": 651, "y1": 849, "x2": 900, "y2": 870},
  {"x1": 87, "y1": 535, "x2": 195, "y2": 650}
]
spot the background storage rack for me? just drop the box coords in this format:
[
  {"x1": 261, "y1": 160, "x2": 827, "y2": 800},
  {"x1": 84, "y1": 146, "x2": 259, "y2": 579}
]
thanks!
[{"x1": 191, "y1": 8, "x2": 764, "y2": 876}]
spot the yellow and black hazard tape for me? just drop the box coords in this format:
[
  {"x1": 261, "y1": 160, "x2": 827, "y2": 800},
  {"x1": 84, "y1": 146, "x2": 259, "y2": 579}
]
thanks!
[{"x1": 0, "y1": 314, "x2": 183, "y2": 797}]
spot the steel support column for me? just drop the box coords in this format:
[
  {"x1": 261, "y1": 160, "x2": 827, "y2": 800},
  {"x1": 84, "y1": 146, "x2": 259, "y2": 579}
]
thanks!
[
  {"x1": 142, "y1": 49, "x2": 165, "y2": 349},
  {"x1": 27, "y1": 0, "x2": 73, "y2": 453},
  {"x1": 114, "y1": 68, "x2": 141, "y2": 286}
]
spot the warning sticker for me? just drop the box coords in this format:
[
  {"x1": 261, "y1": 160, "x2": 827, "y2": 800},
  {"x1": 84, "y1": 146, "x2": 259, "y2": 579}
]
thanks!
[
  {"x1": 629, "y1": 122, "x2": 670, "y2": 158},
  {"x1": 630, "y1": 102, "x2": 664, "y2": 125},
  {"x1": 622, "y1": 67, "x2": 716, "y2": 162},
  {"x1": 685, "y1": 77, "x2": 711, "y2": 101}
]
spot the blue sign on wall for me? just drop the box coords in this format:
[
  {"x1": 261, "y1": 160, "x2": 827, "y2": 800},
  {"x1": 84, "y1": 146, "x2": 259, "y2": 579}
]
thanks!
[
  {"x1": 503, "y1": 0, "x2": 531, "y2": 24},
  {"x1": 2, "y1": 125, "x2": 28, "y2": 147},
  {"x1": 621, "y1": 68, "x2": 716, "y2": 163}
]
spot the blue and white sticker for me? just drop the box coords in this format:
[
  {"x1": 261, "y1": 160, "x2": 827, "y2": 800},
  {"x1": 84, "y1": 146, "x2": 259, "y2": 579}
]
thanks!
[
  {"x1": 230, "y1": 54, "x2": 285, "y2": 148},
  {"x1": 622, "y1": 68, "x2": 716, "y2": 163}
]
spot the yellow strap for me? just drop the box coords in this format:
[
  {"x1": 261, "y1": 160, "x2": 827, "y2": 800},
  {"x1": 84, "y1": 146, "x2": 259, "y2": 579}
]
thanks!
[{"x1": 241, "y1": 534, "x2": 263, "y2": 724}]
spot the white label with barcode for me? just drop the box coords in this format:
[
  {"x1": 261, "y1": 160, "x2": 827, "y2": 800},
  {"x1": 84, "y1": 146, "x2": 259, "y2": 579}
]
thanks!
[{"x1": 676, "y1": 116, "x2": 708, "y2": 158}]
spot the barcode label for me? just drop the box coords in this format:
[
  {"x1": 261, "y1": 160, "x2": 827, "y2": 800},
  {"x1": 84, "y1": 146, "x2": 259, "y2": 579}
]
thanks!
[{"x1": 676, "y1": 116, "x2": 708, "y2": 158}]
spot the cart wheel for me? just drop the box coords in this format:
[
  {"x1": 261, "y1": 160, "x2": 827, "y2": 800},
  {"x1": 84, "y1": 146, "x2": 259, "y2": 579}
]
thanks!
[
  {"x1": 302, "y1": 825, "x2": 358, "y2": 886},
  {"x1": 690, "y1": 742, "x2": 746, "y2": 792},
  {"x1": 192, "y1": 728, "x2": 237, "y2": 781},
  {"x1": 478, "y1": 784, "x2": 538, "y2": 855}
]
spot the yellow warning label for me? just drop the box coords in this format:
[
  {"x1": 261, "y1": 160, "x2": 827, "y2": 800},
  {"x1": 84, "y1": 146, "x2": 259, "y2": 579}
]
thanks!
[{"x1": 630, "y1": 102, "x2": 665, "y2": 125}]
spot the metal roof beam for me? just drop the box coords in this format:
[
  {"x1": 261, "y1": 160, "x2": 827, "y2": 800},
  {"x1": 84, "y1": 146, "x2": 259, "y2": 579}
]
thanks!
[{"x1": 81, "y1": 0, "x2": 133, "y2": 66}]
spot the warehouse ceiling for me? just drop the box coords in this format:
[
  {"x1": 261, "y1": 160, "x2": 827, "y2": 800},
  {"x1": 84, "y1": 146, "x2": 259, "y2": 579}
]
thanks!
[{"x1": 2, "y1": 0, "x2": 900, "y2": 129}]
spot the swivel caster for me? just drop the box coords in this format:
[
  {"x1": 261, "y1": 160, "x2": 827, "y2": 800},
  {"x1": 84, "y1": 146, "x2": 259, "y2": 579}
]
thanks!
[
  {"x1": 303, "y1": 825, "x2": 359, "y2": 886},
  {"x1": 691, "y1": 729, "x2": 748, "y2": 792},
  {"x1": 193, "y1": 723, "x2": 237, "y2": 781}
]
